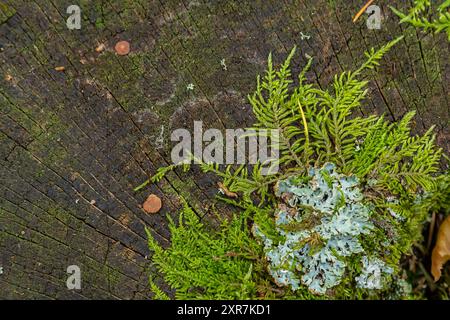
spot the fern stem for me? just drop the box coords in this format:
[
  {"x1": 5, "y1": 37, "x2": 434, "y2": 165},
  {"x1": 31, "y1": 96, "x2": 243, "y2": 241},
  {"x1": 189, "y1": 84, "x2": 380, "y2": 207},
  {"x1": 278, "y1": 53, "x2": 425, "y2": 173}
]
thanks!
[
  {"x1": 298, "y1": 99, "x2": 310, "y2": 167},
  {"x1": 134, "y1": 179, "x2": 150, "y2": 192}
]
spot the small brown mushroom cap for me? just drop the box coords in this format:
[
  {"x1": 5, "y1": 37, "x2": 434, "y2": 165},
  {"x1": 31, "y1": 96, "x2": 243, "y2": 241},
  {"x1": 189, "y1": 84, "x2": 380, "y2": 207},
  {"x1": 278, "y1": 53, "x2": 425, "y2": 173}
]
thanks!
[
  {"x1": 115, "y1": 40, "x2": 130, "y2": 56},
  {"x1": 143, "y1": 194, "x2": 162, "y2": 214}
]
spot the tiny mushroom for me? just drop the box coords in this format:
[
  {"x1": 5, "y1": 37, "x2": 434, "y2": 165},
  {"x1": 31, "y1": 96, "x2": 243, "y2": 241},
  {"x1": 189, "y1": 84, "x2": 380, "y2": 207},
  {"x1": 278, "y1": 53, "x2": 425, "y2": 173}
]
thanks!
[
  {"x1": 115, "y1": 40, "x2": 130, "y2": 56},
  {"x1": 143, "y1": 194, "x2": 162, "y2": 214}
]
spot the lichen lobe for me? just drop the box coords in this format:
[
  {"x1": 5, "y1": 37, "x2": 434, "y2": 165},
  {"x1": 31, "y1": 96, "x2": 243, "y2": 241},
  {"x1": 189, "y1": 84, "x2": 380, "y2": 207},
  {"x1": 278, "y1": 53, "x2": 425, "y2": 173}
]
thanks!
[{"x1": 254, "y1": 163, "x2": 393, "y2": 295}]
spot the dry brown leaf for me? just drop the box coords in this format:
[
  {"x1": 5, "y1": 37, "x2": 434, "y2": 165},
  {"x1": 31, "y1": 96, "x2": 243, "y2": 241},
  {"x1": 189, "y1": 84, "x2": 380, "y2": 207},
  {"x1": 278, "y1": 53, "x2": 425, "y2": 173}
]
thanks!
[
  {"x1": 431, "y1": 216, "x2": 450, "y2": 282},
  {"x1": 95, "y1": 43, "x2": 105, "y2": 53},
  {"x1": 143, "y1": 194, "x2": 162, "y2": 214},
  {"x1": 217, "y1": 182, "x2": 238, "y2": 198},
  {"x1": 54, "y1": 66, "x2": 65, "y2": 71}
]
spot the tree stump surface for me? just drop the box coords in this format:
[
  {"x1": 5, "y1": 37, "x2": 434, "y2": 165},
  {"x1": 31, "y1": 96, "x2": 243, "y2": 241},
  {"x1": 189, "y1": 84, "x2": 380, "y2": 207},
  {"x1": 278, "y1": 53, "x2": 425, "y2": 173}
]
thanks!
[{"x1": 0, "y1": 0, "x2": 448, "y2": 299}]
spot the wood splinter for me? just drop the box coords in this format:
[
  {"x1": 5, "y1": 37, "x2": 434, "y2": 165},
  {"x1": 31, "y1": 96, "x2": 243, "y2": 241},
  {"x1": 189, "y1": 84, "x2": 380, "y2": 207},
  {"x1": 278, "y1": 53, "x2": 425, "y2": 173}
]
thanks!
[{"x1": 353, "y1": 0, "x2": 375, "y2": 23}]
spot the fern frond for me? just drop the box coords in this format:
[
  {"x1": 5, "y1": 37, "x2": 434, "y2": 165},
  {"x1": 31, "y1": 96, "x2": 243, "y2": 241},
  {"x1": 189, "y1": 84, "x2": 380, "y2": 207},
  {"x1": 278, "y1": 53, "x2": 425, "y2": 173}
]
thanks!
[
  {"x1": 144, "y1": 39, "x2": 447, "y2": 300},
  {"x1": 149, "y1": 278, "x2": 170, "y2": 300},
  {"x1": 391, "y1": 1, "x2": 450, "y2": 40},
  {"x1": 356, "y1": 36, "x2": 404, "y2": 75},
  {"x1": 146, "y1": 204, "x2": 264, "y2": 299},
  {"x1": 248, "y1": 47, "x2": 307, "y2": 169},
  {"x1": 134, "y1": 162, "x2": 191, "y2": 191}
]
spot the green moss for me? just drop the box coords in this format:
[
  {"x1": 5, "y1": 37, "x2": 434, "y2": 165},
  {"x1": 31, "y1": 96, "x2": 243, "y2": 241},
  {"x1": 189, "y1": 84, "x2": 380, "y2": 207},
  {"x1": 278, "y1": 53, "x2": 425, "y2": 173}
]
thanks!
[
  {"x1": 0, "y1": 2, "x2": 16, "y2": 24},
  {"x1": 28, "y1": 112, "x2": 68, "y2": 165},
  {"x1": 147, "y1": 203, "x2": 268, "y2": 299},
  {"x1": 95, "y1": 17, "x2": 105, "y2": 29},
  {"x1": 391, "y1": 1, "x2": 450, "y2": 41}
]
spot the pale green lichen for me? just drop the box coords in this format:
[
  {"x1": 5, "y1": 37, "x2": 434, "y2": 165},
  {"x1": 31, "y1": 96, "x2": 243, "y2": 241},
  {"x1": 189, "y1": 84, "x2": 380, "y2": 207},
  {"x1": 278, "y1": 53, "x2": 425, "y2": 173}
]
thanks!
[
  {"x1": 355, "y1": 256, "x2": 394, "y2": 290},
  {"x1": 254, "y1": 163, "x2": 393, "y2": 295}
]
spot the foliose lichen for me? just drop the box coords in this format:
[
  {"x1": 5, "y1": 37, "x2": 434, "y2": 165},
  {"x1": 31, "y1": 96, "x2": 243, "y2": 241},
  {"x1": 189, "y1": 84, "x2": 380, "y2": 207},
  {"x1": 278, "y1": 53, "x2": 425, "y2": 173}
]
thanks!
[
  {"x1": 253, "y1": 163, "x2": 394, "y2": 295},
  {"x1": 355, "y1": 256, "x2": 394, "y2": 290}
]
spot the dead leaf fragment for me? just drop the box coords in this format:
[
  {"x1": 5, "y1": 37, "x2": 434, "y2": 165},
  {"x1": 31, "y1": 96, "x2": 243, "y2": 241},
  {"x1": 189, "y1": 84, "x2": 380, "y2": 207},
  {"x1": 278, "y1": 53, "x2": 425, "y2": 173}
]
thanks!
[
  {"x1": 5, "y1": 74, "x2": 12, "y2": 81},
  {"x1": 217, "y1": 182, "x2": 238, "y2": 198},
  {"x1": 95, "y1": 43, "x2": 106, "y2": 53},
  {"x1": 54, "y1": 66, "x2": 65, "y2": 71},
  {"x1": 143, "y1": 194, "x2": 162, "y2": 214},
  {"x1": 431, "y1": 216, "x2": 450, "y2": 282},
  {"x1": 224, "y1": 252, "x2": 239, "y2": 257}
]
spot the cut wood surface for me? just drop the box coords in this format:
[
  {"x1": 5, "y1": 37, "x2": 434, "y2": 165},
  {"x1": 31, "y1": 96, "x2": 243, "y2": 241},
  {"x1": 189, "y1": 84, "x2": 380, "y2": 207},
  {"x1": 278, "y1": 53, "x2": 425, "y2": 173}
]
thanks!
[{"x1": 0, "y1": 0, "x2": 448, "y2": 299}]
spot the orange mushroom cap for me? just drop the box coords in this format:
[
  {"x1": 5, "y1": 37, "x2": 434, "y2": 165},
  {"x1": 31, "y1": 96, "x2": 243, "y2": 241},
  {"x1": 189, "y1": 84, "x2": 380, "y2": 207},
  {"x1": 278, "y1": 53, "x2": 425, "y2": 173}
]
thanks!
[{"x1": 143, "y1": 194, "x2": 162, "y2": 214}]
